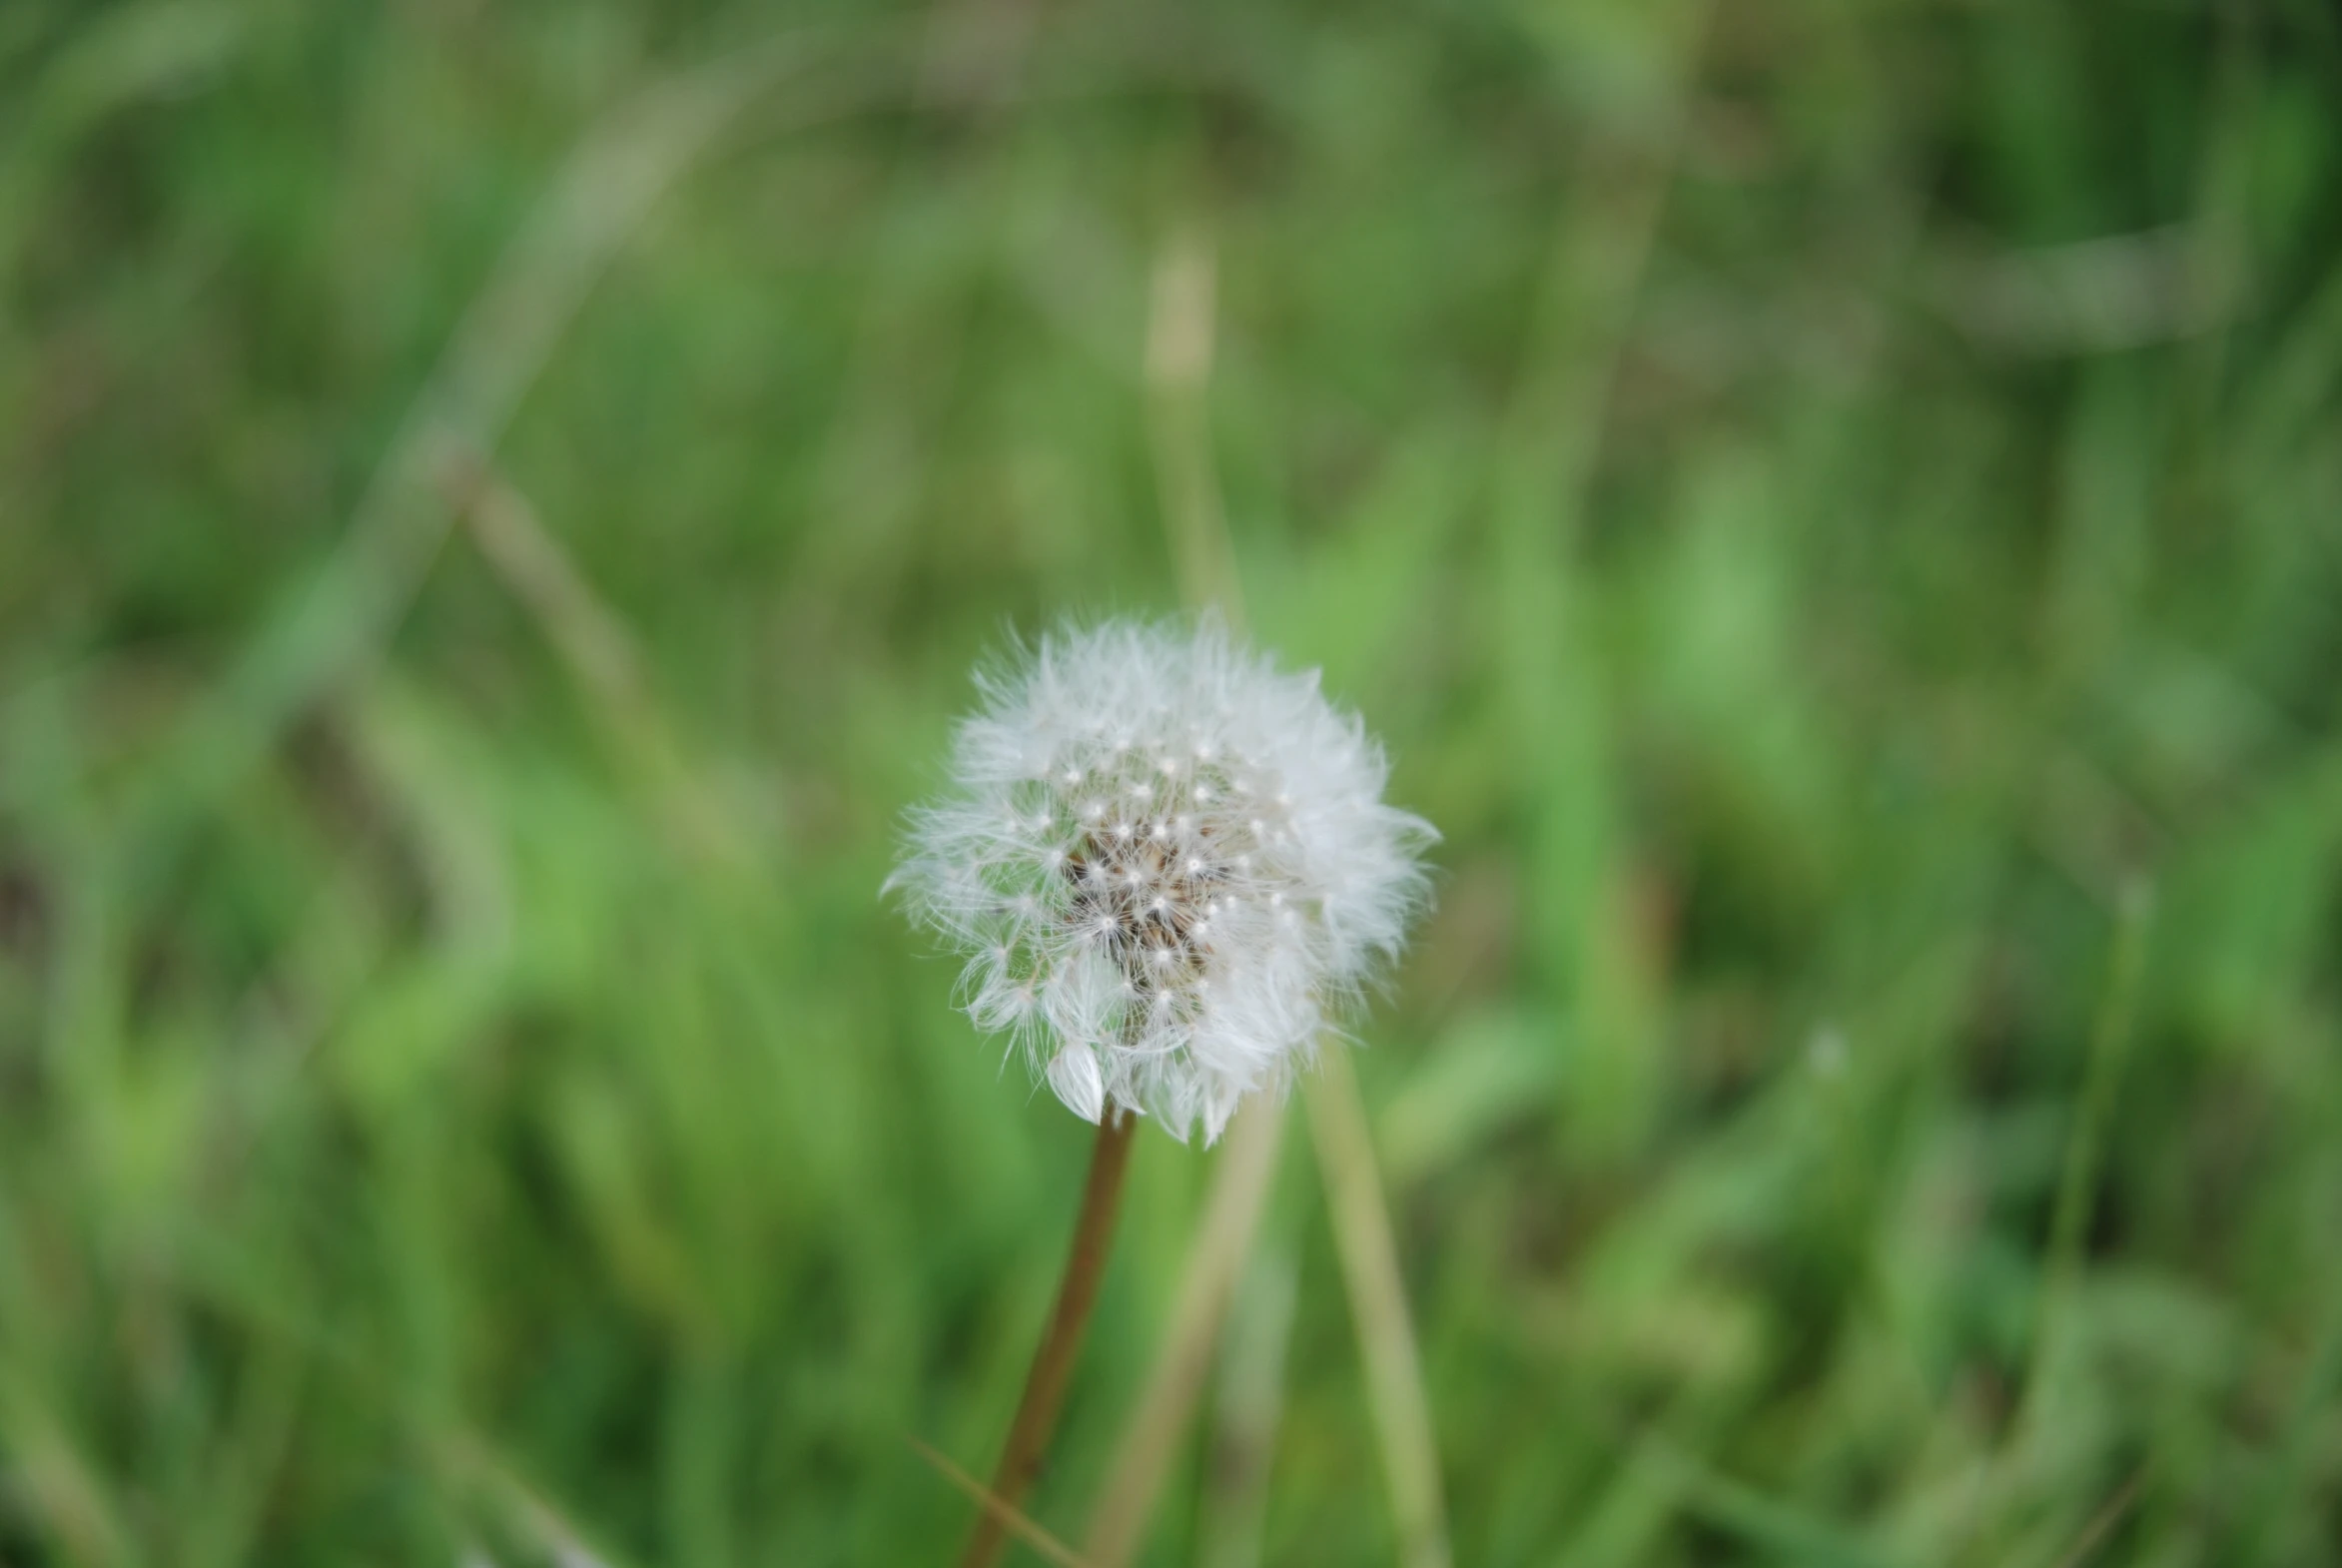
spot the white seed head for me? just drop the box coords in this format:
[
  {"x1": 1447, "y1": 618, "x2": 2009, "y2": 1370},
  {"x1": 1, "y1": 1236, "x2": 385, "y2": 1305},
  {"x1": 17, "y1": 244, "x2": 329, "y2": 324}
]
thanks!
[{"x1": 890, "y1": 619, "x2": 1435, "y2": 1144}]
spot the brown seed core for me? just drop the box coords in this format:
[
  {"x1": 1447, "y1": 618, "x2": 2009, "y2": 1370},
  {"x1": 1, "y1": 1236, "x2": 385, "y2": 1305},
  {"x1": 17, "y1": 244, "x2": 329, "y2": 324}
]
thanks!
[{"x1": 1063, "y1": 820, "x2": 1222, "y2": 999}]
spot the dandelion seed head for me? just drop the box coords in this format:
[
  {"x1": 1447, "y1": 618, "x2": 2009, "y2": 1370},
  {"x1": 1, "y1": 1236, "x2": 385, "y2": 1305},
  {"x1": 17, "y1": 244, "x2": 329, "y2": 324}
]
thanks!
[{"x1": 891, "y1": 618, "x2": 1436, "y2": 1143}]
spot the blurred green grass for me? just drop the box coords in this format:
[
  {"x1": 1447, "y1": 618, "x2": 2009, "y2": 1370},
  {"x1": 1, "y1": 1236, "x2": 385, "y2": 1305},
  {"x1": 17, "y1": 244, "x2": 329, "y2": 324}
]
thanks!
[{"x1": 3, "y1": 0, "x2": 2341, "y2": 1563}]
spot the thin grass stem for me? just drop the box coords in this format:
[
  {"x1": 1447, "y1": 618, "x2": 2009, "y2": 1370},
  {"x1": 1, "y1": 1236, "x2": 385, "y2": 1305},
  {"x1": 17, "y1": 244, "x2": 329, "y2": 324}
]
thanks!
[
  {"x1": 1305, "y1": 1050, "x2": 1452, "y2": 1568},
  {"x1": 2018, "y1": 877, "x2": 2154, "y2": 1437},
  {"x1": 911, "y1": 1437, "x2": 1093, "y2": 1568}
]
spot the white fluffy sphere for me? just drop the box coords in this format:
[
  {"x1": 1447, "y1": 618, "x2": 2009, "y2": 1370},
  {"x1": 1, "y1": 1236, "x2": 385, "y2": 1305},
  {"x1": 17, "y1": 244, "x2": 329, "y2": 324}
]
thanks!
[{"x1": 891, "y1": 619, "x2": 1434, "y2": 1144}]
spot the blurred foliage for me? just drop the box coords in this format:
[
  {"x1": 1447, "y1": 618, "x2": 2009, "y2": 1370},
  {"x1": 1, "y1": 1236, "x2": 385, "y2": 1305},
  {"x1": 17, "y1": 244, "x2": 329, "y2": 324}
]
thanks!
[{"x1": 3, "y1": 0, "x2": 2341, "y2": 1563}]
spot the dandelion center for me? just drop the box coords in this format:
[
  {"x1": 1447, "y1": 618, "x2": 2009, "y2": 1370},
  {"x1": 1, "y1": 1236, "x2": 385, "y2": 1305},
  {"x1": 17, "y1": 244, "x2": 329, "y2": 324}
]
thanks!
[{"x1": 1051, "y1": 758, "x2": 1259, "y2": 1016}]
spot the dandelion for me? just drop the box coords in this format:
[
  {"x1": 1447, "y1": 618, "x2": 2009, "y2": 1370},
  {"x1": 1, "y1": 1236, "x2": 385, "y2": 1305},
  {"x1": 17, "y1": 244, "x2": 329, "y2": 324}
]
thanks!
[
  {"x1": 893, "y1": 617, "x2": 1435, "y2": 1144},
  {"x1": 891, "y1": 617, "x2": 1433, "y2": 1568}
]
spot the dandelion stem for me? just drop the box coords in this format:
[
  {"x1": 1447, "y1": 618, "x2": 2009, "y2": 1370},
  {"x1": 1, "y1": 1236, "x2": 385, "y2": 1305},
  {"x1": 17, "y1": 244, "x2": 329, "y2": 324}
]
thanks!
[
  {"x1": 1082, "y1": 1100, "x2": 1285, "y2": 1567},
  {"x1": 959, "y1": 1109, "x2": 1139, "y2": 1568}
]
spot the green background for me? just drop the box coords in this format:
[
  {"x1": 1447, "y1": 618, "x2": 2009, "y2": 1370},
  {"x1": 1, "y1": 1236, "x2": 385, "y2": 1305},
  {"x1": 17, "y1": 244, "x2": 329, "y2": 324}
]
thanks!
[{"x1": 3, "y1": 0, "x2": 2340, "y2": 1562}]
